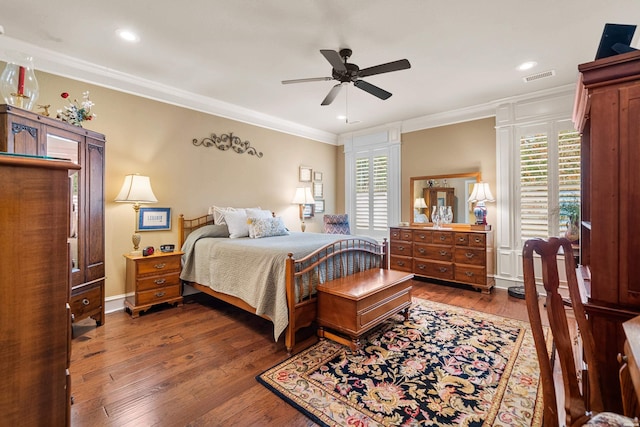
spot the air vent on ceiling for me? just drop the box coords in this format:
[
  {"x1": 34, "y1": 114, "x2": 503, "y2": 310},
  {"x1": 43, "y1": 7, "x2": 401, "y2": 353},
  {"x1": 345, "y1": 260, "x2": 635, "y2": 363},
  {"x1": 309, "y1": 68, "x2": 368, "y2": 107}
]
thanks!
[{"x1": 523, "y1": 70, "x2": 556, "y2": 83}]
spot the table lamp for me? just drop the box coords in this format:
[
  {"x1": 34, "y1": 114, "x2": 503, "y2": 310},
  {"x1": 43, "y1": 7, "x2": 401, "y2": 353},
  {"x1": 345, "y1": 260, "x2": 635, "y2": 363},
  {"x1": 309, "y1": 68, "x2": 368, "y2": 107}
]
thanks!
[
  {"x1": 115, "y1": 174, "x2": 158, "y2": 254},
  {"x1": 468, "y1": 182, "x2": 495, "y2": 225},
  {"x1": 291, "y1": 187, "x2": 315, "y2": 232}
]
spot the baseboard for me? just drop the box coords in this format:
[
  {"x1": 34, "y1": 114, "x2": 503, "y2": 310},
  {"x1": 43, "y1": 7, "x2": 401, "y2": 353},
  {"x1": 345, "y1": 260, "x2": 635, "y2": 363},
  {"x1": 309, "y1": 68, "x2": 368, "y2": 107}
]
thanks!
[{"x1": 105, "y1": 293, "x2": 128, "y2": 314}]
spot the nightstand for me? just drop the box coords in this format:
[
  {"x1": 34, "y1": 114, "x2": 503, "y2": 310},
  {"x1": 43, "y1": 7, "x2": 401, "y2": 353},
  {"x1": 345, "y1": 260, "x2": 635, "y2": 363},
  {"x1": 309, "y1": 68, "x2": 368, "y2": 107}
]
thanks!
[{"x1": 124, "y1": 251, "x2": 184, "y2": 318}]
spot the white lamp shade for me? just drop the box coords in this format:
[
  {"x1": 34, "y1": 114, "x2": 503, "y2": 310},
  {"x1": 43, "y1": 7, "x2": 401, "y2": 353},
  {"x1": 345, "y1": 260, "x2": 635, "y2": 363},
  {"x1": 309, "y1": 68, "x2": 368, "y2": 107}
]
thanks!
[
  {"x1": 414, "y1": 197, "x2": 427, "y2": 208},
  {"x1": 114, "y1": 174, "x2": 158, "y2": 203},
  {"x1": 291, "y1": 187, "x2": 315, "y2": 204},
  {"x1": 468, "y1": 182, "x2": 495, "y2": 203}
]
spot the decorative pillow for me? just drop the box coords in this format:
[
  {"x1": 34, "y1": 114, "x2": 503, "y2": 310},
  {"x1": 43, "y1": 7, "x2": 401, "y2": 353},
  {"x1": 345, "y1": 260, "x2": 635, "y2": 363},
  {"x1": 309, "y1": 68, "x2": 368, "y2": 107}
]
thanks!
[
  {"x1": 245, "y1": 208, "x2": 273, "y2": 238},
  {"x1": 209, "y1": 206, "x2": 261, "y2": 225},
  {"x1": 249, "y1": 217, "x2": 289, "y2": 239},
  {"x1": 222, "y1": 209, "x2": 251, "y2": 238}
]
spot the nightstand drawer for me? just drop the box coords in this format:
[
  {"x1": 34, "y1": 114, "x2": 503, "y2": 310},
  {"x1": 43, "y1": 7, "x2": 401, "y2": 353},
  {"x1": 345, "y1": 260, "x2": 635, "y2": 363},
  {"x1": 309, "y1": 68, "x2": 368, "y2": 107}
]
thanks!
[
  {"x1": 136, "y1": 256, "x2": 180, "y2": 275},
  {"x1": 137, "y1": 272, "x2": 180, "y2": 291},
  {"x1": 137, "y1": 285, "x2": 181, "y2": 305}
]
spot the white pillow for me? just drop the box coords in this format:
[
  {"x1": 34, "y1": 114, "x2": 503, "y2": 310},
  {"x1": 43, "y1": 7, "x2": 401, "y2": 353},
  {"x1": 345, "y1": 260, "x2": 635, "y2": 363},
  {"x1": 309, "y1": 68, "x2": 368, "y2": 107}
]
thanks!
[
  {"x1": 222, "y1": 209, "x2": 251, "y2": 238},
  {"x1": 245, "y1": 208, "x2": 273, "y2": 238},
  {"x1": 209, "y1": 206, "x2": 260, "y2": 225},
  {"x1": 249, "y1": 217, "x2": 289, "y2": 239}
]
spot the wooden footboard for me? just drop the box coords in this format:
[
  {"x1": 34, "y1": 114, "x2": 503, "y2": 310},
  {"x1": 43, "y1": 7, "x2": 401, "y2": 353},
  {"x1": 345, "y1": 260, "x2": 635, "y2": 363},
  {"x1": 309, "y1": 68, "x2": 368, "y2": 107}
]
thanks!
[{"x1": 178, "y1": 214, "x2": 388, "y2": 354}]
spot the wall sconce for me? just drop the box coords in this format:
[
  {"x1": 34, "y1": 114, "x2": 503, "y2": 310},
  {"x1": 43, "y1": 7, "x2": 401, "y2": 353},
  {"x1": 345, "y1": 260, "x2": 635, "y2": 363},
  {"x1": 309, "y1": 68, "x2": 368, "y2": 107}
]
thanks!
[
  {"x1": 115, "y1": 174, "x2": 158, "y2": 254},
  {"x1": 291, "y1": 187, "x2": 315, "y2": 232},
  {"x1": 468, "y1": 182, "x2": 495, "y2": 225}
]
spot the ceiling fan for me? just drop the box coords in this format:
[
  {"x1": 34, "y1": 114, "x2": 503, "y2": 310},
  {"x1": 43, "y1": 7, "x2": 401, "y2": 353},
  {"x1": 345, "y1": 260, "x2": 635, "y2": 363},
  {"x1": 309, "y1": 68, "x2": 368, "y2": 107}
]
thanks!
[{"x1": 282, "y1": 48, "x2": 411, "y2": 106}]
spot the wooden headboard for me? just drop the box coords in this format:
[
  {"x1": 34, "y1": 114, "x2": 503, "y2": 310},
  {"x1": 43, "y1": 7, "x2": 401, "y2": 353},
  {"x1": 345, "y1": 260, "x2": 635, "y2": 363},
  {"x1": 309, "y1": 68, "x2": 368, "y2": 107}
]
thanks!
[{"x1": 178, "y1": 214, "x2": 214, "y2": 247}]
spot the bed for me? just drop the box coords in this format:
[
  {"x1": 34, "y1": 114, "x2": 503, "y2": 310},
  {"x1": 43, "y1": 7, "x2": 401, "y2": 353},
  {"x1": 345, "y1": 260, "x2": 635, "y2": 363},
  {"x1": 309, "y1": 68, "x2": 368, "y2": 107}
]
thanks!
[{"x1": 178, "y1": 213, "x2": 388, "y2": 354}]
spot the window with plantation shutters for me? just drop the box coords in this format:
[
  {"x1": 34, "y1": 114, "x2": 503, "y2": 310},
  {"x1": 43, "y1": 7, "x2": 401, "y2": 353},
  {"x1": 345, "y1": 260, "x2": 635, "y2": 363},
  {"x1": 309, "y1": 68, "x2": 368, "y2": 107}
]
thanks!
[
  {"x1": 518, "y1": 127, "x2": 580, "y2": 242},
  {"x1": 355, "y1": 153, "x2": 388, "y2": 232}
]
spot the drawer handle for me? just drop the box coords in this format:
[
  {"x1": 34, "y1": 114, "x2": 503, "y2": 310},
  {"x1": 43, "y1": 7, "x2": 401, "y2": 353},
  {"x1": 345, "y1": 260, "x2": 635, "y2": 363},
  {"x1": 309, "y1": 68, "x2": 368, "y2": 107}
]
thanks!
[
  {"x1": 465, "y1": 252, "x2": 475, "y2": 259},
  {"x1": 439, "y1": 250, "x2": 448, "y2": 256},
  {"x1": 439, "y1": 267, "x2": 448, "y2": 273},
  {"x1": 417, "y1": 264, "x2": 426, "y2": 270},
  {"x1": 82, "y1": 298, "x2": 90, "y2": 306},
  {"x1": 418, "y1": 248, "x2": 426, "y2": 254},
  {"x1": 155, "y1": 292, "x2": 166, "y2": 298},
  {"x1": 474, "y1": 238, "x2": 482, "y2": 243},
  {"x1": 154, "y1": 263, "x2": 166, "y2": 269},
  {"x1": 465, "y1": 271, "x2": 474, "y2": 277},
  {"x1": 398, "y1": 246, "x2": 405, "y2": 251},
  {"x1": 439, "y1": 235, "x2": 446, "y2": 241},
  {"x1": 397, "y1": 261, "x2": 405, "y2": 266},
  {"x1": 458, "y1": 237, "x2": 465, "y2": 242},
  {"x1": 154, "y1": 278, "x2": 166, "y2": 285},
  {"x1": 419, "y1": 235, "x2": 426, "y2": 240}
]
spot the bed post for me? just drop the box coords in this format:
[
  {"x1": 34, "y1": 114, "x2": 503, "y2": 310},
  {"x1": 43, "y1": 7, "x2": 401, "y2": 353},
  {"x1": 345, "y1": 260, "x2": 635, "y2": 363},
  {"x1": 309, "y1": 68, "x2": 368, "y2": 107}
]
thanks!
[
  {"x1": 285, "y1": 253, "x2": 296, "y2": 354},
  {"x1": 178, "y1": 214, "x2": 185, "y2": 247},
  {"x1": 382, "y1": 238, "x2": 389, "y2": 269}
]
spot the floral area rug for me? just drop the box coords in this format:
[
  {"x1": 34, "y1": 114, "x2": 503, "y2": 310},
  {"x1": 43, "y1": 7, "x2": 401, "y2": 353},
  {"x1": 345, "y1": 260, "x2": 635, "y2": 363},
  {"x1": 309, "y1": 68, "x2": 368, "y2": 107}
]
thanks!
[{"x1": 257, "y1": 298, "x2": 551, "y2": 427}]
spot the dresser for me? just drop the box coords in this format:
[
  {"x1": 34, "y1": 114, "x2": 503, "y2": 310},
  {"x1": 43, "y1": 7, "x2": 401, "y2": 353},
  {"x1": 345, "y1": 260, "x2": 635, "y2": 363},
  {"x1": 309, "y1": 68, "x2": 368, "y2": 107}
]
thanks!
[
  {"x1": 124, "y1": 251, "x2": 184, "y2": 317},
  {"x1": 0, "y1": 104, "x2": 106, "y2": 327},
  {"x1": 389, "y1": 227, "x2": 494, "y2": 293},
  {"x1": 0, "y1": 154, "x2": 80, "y2": 426}
]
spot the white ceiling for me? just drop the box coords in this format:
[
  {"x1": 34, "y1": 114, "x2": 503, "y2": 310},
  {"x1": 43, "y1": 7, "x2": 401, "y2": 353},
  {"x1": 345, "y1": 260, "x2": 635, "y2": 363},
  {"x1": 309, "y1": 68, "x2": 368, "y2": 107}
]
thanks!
[{"x1": 0, "y1": 1, "x2": 639, "y2": 143}]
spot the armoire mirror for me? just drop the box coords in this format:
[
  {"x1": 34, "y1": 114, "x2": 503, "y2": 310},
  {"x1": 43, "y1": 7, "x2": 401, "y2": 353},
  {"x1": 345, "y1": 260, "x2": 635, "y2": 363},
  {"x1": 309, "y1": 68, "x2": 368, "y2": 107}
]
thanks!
[{"x1": 410, "y1": 172, "x2": 481, "y2": 226}]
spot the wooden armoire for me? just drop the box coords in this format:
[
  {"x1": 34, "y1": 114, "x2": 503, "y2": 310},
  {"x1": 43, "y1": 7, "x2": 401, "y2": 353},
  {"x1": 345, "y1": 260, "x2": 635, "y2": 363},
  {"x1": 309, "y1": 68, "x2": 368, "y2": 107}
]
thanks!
[
  {"x1": 0, "y1": 104, "x2": 106, "y2": 326},
  {"x1": 573, "y1": 50, "x2": 640, "y2": 412},
  {"x1": 0, "y1": 154, "x2": 81, "y2": 425}
]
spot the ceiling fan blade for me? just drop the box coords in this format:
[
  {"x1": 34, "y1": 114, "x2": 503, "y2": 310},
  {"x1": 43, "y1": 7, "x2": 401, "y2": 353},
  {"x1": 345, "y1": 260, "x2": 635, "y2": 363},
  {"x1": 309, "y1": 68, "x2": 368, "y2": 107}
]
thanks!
[
  {"x1": 320, "y1": 49, "x2": 347, "y2": 72},
  {"x1": 321, "y1": 83, "x2": 343, "y2": 106},
  {"x1": 358, "y1": 59, "x2": 411, "y2": 78},
  {"x1": 282, "y1": 77, "x2": 332, "y2": 84},
  {"x1": 354, "y1": 80, "x2": 392, "y2": 100}
]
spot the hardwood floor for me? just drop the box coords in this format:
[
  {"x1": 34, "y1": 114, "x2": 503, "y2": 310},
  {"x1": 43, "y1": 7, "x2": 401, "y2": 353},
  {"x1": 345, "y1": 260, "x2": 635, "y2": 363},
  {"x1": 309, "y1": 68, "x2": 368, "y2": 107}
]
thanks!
[{"x1": 70, "y1": 279, "x2": 543, "y2": 426}]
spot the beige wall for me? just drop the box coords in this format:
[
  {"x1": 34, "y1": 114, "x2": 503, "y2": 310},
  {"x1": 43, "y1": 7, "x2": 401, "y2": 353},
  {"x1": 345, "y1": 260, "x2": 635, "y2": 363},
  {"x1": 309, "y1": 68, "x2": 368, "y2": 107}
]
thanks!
[
  {"x1": 401, "y1": 118, "x2": 496, "y2": 225},
  {"x1": 30, "y1": 70, "x2": 339, "y2": 298}
]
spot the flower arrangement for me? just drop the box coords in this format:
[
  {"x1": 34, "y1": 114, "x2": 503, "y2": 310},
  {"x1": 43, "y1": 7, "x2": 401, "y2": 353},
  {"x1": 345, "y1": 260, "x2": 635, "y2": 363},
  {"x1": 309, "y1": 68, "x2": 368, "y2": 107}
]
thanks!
[
  {"x1": 56, "y1": 91, "x2": 96, "y2": 126},
  {"x1": 560, "y1": 197, "x2": 580, "y2": 224}
]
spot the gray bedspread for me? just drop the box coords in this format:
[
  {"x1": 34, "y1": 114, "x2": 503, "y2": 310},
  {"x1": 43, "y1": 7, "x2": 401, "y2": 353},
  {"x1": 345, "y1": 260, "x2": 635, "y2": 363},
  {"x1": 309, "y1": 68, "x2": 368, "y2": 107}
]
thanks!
[{"x1": 180, "y1": 229, "x2": 377, "y2": 341}]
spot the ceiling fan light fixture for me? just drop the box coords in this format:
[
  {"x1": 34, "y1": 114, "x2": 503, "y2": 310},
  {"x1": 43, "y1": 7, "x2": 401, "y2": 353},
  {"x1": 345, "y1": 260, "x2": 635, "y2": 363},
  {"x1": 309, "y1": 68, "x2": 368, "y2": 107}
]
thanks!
[
  {"x1": 116, "y1": 29, "x2": 140, "y2": 43},
  {"x1": 516, "y1": 61, "x2": 537, "y2": 71}
]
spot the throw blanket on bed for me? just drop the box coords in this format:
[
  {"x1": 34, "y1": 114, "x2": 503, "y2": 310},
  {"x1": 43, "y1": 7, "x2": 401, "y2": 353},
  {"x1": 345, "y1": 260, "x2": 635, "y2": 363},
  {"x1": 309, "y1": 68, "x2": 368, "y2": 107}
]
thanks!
[{"x1": 180, "y1": 228, "x2": 378, "y2": 342}]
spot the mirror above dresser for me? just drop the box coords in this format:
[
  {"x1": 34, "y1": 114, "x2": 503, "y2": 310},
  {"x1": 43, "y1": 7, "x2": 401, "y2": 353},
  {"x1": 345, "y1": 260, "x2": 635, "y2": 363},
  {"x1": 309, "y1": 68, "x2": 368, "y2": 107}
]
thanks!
[{"x1": 410, "y1": 172, "x2": 481, "y2": 226}]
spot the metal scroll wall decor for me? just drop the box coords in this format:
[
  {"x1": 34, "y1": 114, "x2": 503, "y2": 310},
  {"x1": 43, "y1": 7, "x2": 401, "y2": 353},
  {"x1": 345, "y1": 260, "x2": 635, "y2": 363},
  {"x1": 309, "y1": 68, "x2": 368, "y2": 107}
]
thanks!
[{"x1": 192, "y1": 132, "x2": 263, "y2": 158}]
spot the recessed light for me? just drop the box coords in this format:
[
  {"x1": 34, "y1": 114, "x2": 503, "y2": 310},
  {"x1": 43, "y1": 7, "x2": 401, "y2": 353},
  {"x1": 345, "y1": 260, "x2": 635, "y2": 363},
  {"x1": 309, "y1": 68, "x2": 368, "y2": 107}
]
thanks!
[
  {"x1": 116, "y1": 29, "x2": 140, "y2": 43},
  {"x1": 517, "y1": 61, "x2": 537, "y2": 71},
  {"x1": 337, "y1": 115, "x2": 347, "y2": 120}
]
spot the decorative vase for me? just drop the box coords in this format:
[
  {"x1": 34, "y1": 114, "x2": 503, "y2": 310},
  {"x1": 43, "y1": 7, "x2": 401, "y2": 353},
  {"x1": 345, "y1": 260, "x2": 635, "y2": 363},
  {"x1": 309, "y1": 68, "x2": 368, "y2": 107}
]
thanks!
[
  {"x1": 0, "y1": 52, "x2": 39, "y2": 111},
  {"x1": 565, "y1": 220, "x2": 580, "y2": 243}
]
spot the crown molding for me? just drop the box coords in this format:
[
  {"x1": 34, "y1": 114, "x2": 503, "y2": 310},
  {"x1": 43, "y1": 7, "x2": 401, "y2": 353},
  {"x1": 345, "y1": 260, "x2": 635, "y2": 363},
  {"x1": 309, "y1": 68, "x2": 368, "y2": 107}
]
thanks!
[{"x1": 0, "y1": 37, "x2": 338, "y2": 145}]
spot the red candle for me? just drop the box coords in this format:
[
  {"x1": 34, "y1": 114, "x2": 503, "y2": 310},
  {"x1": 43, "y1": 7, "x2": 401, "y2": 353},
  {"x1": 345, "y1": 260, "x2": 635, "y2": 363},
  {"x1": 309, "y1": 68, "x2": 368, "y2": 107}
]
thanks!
[{"x1": 17, "y1": 66, "x2": 25, "y2": 95}]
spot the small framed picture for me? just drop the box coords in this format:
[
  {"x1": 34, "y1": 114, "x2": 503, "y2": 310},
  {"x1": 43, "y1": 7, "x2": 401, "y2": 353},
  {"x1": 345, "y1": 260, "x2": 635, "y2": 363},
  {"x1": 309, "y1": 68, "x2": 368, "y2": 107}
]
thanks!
[
  {"x1": 313, "y1": 182, "x2": 324, "y2": 198},
  {"x1": 138, "y1": 207, "x2": 171, "y2": 231},
  {"x1": 314, "y1": 171, "x2": 323, "y2": 181},
  {"x1": 315, "y1": 199, "x2": 325, "y2": 213},
  {"x1": 299, "y1": 166, "x2": 312, "y2": 182},
  {"x1": 302, "y1": 203, "x2": 315, "y2": 218}
]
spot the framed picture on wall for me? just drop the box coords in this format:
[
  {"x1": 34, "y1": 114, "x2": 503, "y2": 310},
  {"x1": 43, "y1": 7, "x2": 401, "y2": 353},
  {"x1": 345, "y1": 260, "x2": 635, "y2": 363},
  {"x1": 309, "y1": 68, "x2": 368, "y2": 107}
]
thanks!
[
  {"x1": 138, "y1": 207, "x2": 171, "y2": 231},
  {"x1": 302, "y1": 203, "x2": 315, "y2": 218},
  {"x1": 315, "y1": 199, "x2": 325, "y2": 213},
  {"x1": 313, "y1": 182, "x2": 323, "y2": 198},
  {"x1": 314, "y1": 171, "x2": 323, "y2": 181},
  {"x1": 299, "y1": 166, "x2": 312, "y2": 182}
]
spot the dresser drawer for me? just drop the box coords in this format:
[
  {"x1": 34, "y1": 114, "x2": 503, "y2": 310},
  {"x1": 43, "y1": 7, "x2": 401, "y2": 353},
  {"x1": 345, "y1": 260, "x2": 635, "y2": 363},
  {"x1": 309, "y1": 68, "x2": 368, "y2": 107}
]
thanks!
[
  {"x1": 468, "y1": 233, "x2": 486, "y2": 248},
  {"x1": 70, "y1": 283, "x2": 102, "y2": 321},
  {"x1": 414, "y1": 243, "x2": 453, "y2": 262},
  {"x1": 137, "y1": 284, "x2": 181, "y2": 305},
  {"x1": 412, "y1": 230, "x2": 432, "y2": 243},
  {"x1": 390, "y1": 241, "x2": 412, "y2": 256},
  {"x1": 137, "y1": 272, "x2": 180, "y2": 291},
  {"x1": 455, "y1": 265, "x2": 487, "y2": 285},
  {"x1": 136, "y1": 256, "x2": 181, "y2": 275},
  {"x1": 413, "y1": 260, "x2": 454, "y2": 280},
  {"x1": 454, "y1": 247, "x2": 486, "y2": 266},
  {"x1": 390, "y1": 255, "x2": 413, "y2": 272},
  {"x1": 432, "y1": 231, "x2": 453, "y2": 244},
  {"x1": 390, "y1": 228, "x2": 413, "y2": 241}
]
